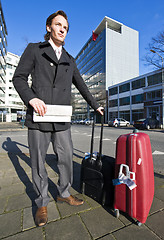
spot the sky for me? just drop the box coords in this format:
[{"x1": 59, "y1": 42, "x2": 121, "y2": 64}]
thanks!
[{"x1": 2, "y1": 0, "x2": 164, "y2": 75}]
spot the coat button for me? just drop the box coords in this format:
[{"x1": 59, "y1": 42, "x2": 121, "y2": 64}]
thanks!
[{"x1": 50, "y1": 63, "x2": 54, "y2": 66}]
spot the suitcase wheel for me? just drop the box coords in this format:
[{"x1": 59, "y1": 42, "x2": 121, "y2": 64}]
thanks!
[
  {"x1": 136, "y1": 221, "x2": 142, "y2": 227},
  {"x1": 81, "y1": 182, "x2": 85, "y2": 194},
  {"x1": 101, "y1": 191, "x2": 106, "y2": 206},
  {"x1": 114, "y1": 209, "x2": 120, "y2": 218}
]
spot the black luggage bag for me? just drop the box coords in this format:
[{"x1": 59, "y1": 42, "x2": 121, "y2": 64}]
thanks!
[{"x1": 80, "y1": 115, "x2": 115, "y2": 206}]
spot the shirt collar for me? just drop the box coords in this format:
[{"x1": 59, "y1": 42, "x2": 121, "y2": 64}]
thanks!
[{"x1": 48, "y1": 39, "x2": 62, "y2": 53}]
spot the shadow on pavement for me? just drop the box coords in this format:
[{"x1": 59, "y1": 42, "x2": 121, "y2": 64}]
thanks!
[{"x1": 2, "y1": 137, "x2": 83, "y2": 205}]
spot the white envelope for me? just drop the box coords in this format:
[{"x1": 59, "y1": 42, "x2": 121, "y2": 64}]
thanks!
[{"x1": 33, "y1": 105, "x2": 72, "y2": 122}]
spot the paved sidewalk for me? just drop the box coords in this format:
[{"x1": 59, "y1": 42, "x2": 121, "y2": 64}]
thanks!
[
  {"x1": 0, "y1": 122, "x2": 26, "y2": 131},
  {"x1": 0, "y1": 123, "x2": 163, "y2": 239}
]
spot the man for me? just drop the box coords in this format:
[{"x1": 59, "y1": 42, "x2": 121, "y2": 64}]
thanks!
[{"x1": 13, "y1": 10, "x2": 103, "y2": 227}]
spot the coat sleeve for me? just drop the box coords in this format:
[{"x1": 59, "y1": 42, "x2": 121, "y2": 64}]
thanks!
[
  {"x1": 72, "y1": 58, "x2": 100, "y2": 111},
  {"x1": 12, "y1": 43, "x2": 37, "y2": 106}
]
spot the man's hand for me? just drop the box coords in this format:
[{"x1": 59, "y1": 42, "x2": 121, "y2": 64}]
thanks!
[
  {"x1": 96, "y1": 106, "x2": 104, "y2": 115},
  {"x1": 29, "y1": 98, "x2": 47, "y2": 116}
]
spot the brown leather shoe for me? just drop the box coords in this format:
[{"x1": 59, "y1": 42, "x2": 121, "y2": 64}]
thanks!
[
  {"x1": 57, "y1": 195, "x2": 84, "y2": 206},
  {"x1": 35, "y1": 206, "x2": 48, "y2": 227}
]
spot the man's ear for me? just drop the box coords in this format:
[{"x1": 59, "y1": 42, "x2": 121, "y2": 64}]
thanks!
[{"x1": 46, "y1": 25, "x2": 51, "y2": 33}]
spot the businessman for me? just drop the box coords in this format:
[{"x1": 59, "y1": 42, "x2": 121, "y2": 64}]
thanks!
[{"x1": 13, "y1": 10, "x2": 103, "y2": 227}]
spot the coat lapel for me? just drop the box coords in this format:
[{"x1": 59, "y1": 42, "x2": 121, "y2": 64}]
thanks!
[
  {"x1": 59, "y1": 48, "x2": 71, "y2": 65},
  {"x1": 39, "y1": 41, "x2": 58, "y2": 64},
  {"x1": 39, "y1": 42, "x2": 71, "y2": 66}
]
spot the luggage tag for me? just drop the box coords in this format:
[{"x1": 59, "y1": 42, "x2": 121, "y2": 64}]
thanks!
[
  {"x1": 113, "y1": 164, "x2": 137, "y2": 190},
  {"x1": 85, "y1": 152, "x2": 97, "y2": 161}
]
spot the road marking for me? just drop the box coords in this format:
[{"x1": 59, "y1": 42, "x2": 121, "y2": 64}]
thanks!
[
  {"x1": 152, "y1": 150, "x2": 164, "y2": 155},
  {"x1": 0, "y1": 134, "x2": 27, "y2": 138},
  {"x1": 103, "y1": 138, "x2": 111, "y2": 141}
]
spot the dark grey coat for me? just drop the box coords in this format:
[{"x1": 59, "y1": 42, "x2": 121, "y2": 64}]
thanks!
[{"x1": 13, "y1": 41, "x2": 99, "y2": 131}]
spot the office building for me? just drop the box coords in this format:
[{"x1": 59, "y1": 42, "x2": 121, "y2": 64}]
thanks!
[
  {"x1": 3, "y1": 52, "x2": 26, "y2": 121},
  {"x1": 108, "y1": 69, "x2": 163, "y2": 126},
  {"x1": 0, "y1": 0, "x2": 7, "y2": 109},
  {"x1": 72, "y1": 16, "x2": 139, "y2": 120}
]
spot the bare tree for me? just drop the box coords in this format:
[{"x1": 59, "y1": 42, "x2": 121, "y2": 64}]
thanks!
[{"x1": 144, "y1": 30, "x2": 164, "y2": 69}]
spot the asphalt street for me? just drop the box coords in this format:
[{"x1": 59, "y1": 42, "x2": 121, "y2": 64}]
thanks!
[
  {"x1": 71, "y1": 125, "x2": 164, "y2": 175},
  {"x1": 0, "y1": 124, "x2": 163, "y2": 175}
]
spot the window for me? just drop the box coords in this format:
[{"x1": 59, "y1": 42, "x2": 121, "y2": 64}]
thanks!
[
  {"x1": 7, "y1": 56, "x2": 12, "y2": 61},
  {"x1": 109, "y1": 99, "x2": 118, "y2": 107},
  {"x1": 132, "y1": 94, "x2": 144, "y2": 104},
  {"x1": 132, "y1": 109, "x2": 144, "y2": 121},
  {"x1": 119, "y1": 96, "x2": 130, "y2": 106},
  {"x1": 132, "y1": 78, "x2": 145, "y2": 90},
  {"x1": 119, "y1": 111, "x2": 130, "y2": 121},
  {"x1": 7, "y1": 64, "x2": 12, "y2": 69},
  {"x1": 109, "y1": 87, "x2": 118, "y2": 96},
  {"x1": 146, "y1": 90, "x2": 161, "y2": 100},
  {"x1": 119, "y1": 83, "x2": 130, "y2": 93},
  {"x1": 109, "y1": 112, "x2": 118, "y2": 120},
  {"x1": 147, "y1": 73, "x2": 162, "y2": 86}
]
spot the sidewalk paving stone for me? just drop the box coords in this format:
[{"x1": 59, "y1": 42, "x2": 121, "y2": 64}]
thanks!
[
  {"x1": 45, "y1": 215, "x2": 91, "y2": 240},
  {"x1": 97, "y1": 234, "x2": 115, "y2": 240},
  {"x1": 154, "y1": 175, "x2": 164, "y2": 202},
  {"x1": 5, "y1": 193, "x2": 32, "y2": 212},
  {"x1": 0, "y1": 176, "x2": 13, "y2": 187},
  {"x1": 0, "y1": 210, "x2": 22, "y2": 239},
  {"x1": 22, "y1": 206, "x2": 36, "y2": 230},
  {"x1": 149, "y1": 196, "x2": 164, "y2": 214},
  {"x1": 83, "y1": 195, "x2": 102, "y2": 208},
  {"x1": 0, "y1": 196, "x2": 7, "y2": 214},
  {"x1": 2, "y1": 227, "x2": 44, "y2": 240},
  {"x1": 113, "y1": 224, "x2": 160, "y2": 240},
  {"x1": 80, "y1": 207, "x2": 124, "y2": 239},
  {"x1": 0, "y1": 183, "x2": 25, "y2": 198},
  {"x1": 145, "y1": 210, "x2": 164, "y2": 239}
]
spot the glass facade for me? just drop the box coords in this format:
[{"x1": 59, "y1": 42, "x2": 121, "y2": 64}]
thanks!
[
  {"x1": 72, "y1": 31, "x2": 106, "y2": 119},
  {"x1": 108, "y1": 69, "x2": 163, "y2": 124},
  {"x1": 0, "y1": 1, "x2": 7, "y2": 106}
]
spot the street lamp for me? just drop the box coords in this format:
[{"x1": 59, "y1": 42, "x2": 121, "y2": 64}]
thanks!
[{"x1": 150, "y1": 49, "x2": 164, "y2": 128}]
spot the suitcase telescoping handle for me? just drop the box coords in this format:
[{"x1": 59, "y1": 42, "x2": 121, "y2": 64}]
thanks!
[
  {"x1": 90, "y1": 113, "x2": 104, "y2": 163},
  {"x1": 90, "y1": 115, "x2": 95, "y2": 159},
  {"x1": 98, "y1": 114, "x2": 104, "y2": 162}
]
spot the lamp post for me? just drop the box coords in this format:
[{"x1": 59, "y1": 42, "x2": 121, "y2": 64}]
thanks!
[{"x1": 150, "y1": 50, "x2": 164, "y2": 128}]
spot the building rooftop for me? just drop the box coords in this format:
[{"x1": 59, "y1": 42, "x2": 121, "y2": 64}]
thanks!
[{"x1": 94, "y1": 16, "x2": 122, "y2": 35}]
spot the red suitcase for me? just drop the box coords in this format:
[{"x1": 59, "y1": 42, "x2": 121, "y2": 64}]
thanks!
[{"x1": 113, "y1": 130, "x2": 154, "y2": 225}]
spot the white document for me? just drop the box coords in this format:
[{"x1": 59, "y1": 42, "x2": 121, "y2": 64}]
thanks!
[{"x1": 33, "y1": 105, "x2": 72, "y2": 122}]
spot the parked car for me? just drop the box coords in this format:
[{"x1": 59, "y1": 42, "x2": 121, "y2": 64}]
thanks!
[
  {"x1": 108, "y1": 118, "x2": 130, "y2": 127},
  {"x1": 133, "y1": 118, "x2": 160, "y2": 130},
  {"x1": 84, "y1": 118, "x2": 94, "y2": 125},
  {"x1": 79, "y1": 119, "x2": 85, "y2": 124}
]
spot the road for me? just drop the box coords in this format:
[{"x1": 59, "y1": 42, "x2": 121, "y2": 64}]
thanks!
[{"x1": 0, "y1": 125, "x2": 163, "y2": 175}]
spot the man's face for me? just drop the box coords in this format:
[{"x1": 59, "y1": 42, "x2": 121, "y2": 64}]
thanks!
[{"x1": 47, "y1": 15, "x2": 68, "y2": 47}]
